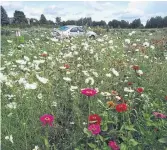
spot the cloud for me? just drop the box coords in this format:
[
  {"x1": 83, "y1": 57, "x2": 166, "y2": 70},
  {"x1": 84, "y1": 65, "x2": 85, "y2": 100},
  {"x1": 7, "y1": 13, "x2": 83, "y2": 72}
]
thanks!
[
  {"x1": 1, "y1": 1, "x2": 23, "y2": 11},
  {"x1": 44, "y1": 5, "x2": 64, "y2": 15}
]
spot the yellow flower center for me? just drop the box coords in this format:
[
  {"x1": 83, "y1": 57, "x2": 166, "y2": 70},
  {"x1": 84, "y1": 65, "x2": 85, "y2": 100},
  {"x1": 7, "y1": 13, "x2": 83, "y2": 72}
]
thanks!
[{"x1": 45, "y1": 117, "x2": 50, "y2": 121}]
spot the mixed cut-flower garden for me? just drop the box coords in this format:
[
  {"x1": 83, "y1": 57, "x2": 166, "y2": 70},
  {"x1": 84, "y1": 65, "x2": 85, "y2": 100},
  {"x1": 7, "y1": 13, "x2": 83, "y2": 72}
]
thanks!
[{"x1": 1, "y1": 27, "x2": 167, "y2": 150}]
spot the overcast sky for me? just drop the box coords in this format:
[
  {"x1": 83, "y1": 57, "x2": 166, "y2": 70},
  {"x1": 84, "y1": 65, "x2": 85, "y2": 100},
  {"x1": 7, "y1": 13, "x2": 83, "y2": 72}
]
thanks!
[{"x1": 1, "y1": 1, "x2": 167, "y2": 25}]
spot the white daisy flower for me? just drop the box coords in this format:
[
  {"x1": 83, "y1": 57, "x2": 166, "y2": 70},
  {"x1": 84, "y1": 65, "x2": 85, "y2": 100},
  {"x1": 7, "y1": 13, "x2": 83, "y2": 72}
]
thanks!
[
  {"x1": 5, "y1": 135, "x2": 13, "y2": 143},
  {"x1": 51, "y1": 101, "x2": 57, "y2": 107},
  {"x1": 16, "y1": 60, "x2": 27, "y2": 65},
  {"x1": 18, "y1": 78, "x2": 27, "y2": 85},
  {"x1": 59, "y1": 66, "x2": 66, "y2": 69},
  {"x1": 24, "y1": 83, "x2": 37, "y2": 90},
  {"x1": 36, "y1": 75, "x2": 48, "y2": 84},
  {"x1": 143, "y1": 42, "x2": 150, "y2": 47},
  {"x1": 7, "y1": 40, "x2": 12, "y2": 43},
  {"x1": 37, "y1": 93, "x2": 43, "y2": 99},
  {"x1": 70, "y1": 86, "x2": 78, "y2": 91},
  {"x1": 111, "y1": 68, "x2": 119, "y2": 76},
  {"x1": 6, "y1": 102, "x2": 17, "y2": 109},
  {"x1": 92, "y1": 71, "x2": 98, "y2": 77},
  {"x1": 0, "y1": 72, "x2": 7, "y2": 83},
  {"x1": 63, "y1": 77, "x2": 71, "y2": 82},
  {"x1": 70, "y1": 122, "x2": 75, "y2": 125},
  {"x1": 77, "y1": 64, "x2": 82, "y2": 68},
  {"x1": 24, "y1": 56, "x2": 30, "y2": 61},
  {"x1": 82, "y1": 71, "x2": 90, "y2": 77},
  {"x1": 50, "y1": 38, "x2": 58, "y2": 42},
  {"x1": 125, "y1": 39, "x2": 130, "y2": 44},
  {"x1": 136, "y1": 70, "x2": 143, "y2": 75},
  {"x1": 73, "y1": 51, "x2": 79, "y2": 55},
  {"x1": 85, "y1": 77, "x2": 95, "y2": 85},
  {"x1": 101, "y1": 92, "x2": 111, "y2": 97},
  {"x1": 32, "y1": 146, "x2": 39, "y2": 150},
  {"x1": 106, "y1": 73, "x2": 112, "y2": 77},
  {"x1": 150, "y1": 45, "x2": 155, "y2": 49},
  {"x1": 109, "y1": 40, "x2": 113, "y2": 44},
  {"x1": 124, "y1": 87, "x2": 134, "y2": 93}
]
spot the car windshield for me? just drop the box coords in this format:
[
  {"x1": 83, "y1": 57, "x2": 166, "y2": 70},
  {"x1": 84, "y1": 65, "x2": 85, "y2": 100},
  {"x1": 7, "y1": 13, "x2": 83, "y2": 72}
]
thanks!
[{"x1": 59, "y1": 26, "x2": 69, "y2": 31}]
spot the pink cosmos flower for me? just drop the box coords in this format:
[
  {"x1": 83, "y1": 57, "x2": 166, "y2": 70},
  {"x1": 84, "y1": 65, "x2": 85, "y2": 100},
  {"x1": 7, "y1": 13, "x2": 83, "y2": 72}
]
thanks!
[
  {"x1": 153, "y1": 112, "x2": 166, "y2": 119},
  {"x1": 40, "y1": 114, "x2": 54, "y2": 126},
  {"x1": 108, "y1": 141, "x2": 120, "y2": 150},
  {"x1": 88, "y1": 124, "x2": 101, "y2": 135},
  {"x1": 81, "y1": 88, "x2": 98, "y2": 96}
]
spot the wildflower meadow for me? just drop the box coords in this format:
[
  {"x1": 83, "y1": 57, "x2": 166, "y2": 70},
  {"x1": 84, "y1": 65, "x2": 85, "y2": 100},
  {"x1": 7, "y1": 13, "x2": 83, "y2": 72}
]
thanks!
[{"x1": 1, "y1": 27, "x2": 167, "y2": 150}]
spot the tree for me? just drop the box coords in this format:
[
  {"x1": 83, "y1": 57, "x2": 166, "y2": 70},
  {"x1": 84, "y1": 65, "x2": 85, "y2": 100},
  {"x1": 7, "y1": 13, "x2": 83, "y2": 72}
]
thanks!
[
  {"x1": 40, "y1": 14, "x2": 47, "y2": 24},
  {"x1": 108, "y1": 20, "x2": 120, "y2": 28},
  {"x1": 30, "y1": 18, "x2": 39, "y2": 26},
  {"x1": 13, "y1": 10, "x2": 28, "y2": 25},
  {"x1": 163, "y1": 16, "x2": 167, "y2": 27},
  {"x1": 120, "y1": 20, "x2": 129, "y2": 28},
  {"x1": 55, "y1": 17, "x2": 61, "y2": 25},
  {"x1": 1, "y1": 6, "x2": 9, "y2": 25},
  {"x1": 48, "y1": 20, "x2": 55, "y2": 25},
  {"x1": 145, "y1": 16, "x2": 164, "y2": 28},
  {"x1": 130, "y1": 18, "x2": 141, "y2": 28}
]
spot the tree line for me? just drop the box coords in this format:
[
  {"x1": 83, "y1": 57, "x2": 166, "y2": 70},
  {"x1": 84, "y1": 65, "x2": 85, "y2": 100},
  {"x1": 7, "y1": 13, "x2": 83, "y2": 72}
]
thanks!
[{"x1": 1, "y1": 6, "x2": 167, "y2": 28}]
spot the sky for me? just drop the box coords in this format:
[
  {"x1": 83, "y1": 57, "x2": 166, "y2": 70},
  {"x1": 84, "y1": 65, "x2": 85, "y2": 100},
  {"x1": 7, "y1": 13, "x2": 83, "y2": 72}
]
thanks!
[{"x1": 1, "y1": 1, "x2": 167, "y2": 25}]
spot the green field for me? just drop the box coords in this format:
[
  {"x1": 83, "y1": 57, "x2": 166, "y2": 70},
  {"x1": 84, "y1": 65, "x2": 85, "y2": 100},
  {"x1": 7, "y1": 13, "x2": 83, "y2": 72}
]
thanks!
[{"x1": 1, "y1": 27, "x2": 167, "y2": 150}]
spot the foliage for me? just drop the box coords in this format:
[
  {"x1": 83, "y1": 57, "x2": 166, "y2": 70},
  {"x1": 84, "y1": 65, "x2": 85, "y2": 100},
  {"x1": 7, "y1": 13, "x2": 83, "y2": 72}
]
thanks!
[
  {"x1": 13, "y1": 10, "x2": 28, "y2": 25},
  {"x1": 1, "y1": 27, "x2": 167, "y2": 150},
  {"x1": 40, "y1": 14, "x2": 47, "y2": 25},
  {"x1": 1, "y1": 5, "x2": 9, "y2": 25}
]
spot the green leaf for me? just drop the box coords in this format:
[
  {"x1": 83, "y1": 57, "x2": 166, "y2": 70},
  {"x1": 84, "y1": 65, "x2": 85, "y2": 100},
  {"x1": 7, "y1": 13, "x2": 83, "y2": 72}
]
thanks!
[
  {"x1": 98, "y1": 134, "x2": 104, "y2": 142},
  {"x1": 158, "y1": 137, "x2": 167, "y2": 143},
  {"x1": 125, "y1": 125, "x2": 137, "y2": 132},
  {"x1": 83, "y1": 128, "x2": 91, "y2": 137},
  {"x1": 88, "y1": 143, "x2": 97, "y2": 149},
  {"x1": 129, "y1": 139, "x2": 139, "y2": 146},
  {"x1": 102, "y1": 123, "x2": 108, "y2": 131},
  {"x1": 120, "y1": 143, "x2": 128, "y2": 150}
]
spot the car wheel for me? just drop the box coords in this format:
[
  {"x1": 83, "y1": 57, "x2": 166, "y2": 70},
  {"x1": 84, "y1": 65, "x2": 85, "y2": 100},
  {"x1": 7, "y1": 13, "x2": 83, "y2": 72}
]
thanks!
[{"x1": 89, "y1": 35, "x2": 95, "y2": 39}]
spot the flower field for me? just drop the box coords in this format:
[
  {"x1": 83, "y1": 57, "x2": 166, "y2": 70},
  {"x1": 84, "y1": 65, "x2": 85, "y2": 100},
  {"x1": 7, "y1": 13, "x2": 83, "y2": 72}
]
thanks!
[{"x1": 1, "y1": 27, "x2": 167, "y2": 150}]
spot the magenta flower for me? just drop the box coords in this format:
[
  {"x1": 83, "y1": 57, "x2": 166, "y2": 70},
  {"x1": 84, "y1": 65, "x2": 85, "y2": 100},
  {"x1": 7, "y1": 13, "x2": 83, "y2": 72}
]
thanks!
[
  {"x1": 108, "y1": 141, "x2": 120, "y2": 150},
  {"x1": 88, "y1": 124, "x2": 101, "y2": 135},
  {"x1": 81, "y1": 88, "x2": 98, "y2": 96},
  {"x1": 40, "y1": 114, "x2": 54, "y2": 126},
  {"x1": 153, "y1": 112, "x2": 166, "y2": 119}
]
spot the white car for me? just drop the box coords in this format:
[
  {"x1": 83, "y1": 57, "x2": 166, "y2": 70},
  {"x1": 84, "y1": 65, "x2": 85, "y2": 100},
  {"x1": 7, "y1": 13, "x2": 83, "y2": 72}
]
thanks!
[{"x1": 51, "y1": 25, "x2": 97, "y2": 39}]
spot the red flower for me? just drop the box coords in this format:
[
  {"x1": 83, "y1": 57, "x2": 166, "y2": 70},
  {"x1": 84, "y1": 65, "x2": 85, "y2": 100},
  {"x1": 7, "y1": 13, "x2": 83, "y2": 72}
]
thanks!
[
  {"x1": 40, "y1": 114, "x2": 54, "y2": 126},
  {"x1": 64, "y1": 64, "x2": 70, "y2": 69},
  {"x1": 128, "y1": 82, "x2": 133, "y2": 86},
  {"x1": 165, "y1": 96, "x2": 167, "y2": 100},
  {"x1": 88, "y1": 124, "x2": 101, "y2": 135},
  {"x1": 40, "y1": 53, "x2": 48, "y2": 57},
  {"x1": 132, "y1": 65, "x2": 139, "y2": 70},
  {"x1": 108, "y1": 141, "x2": 120, "y2": 150},
  {"x1": 136, "y1": 87, "x2": 144, "y2": 93},
  {"x1": 116, "y1": 103, "x2": 128, "y2": 112},
  {"x1": 81, "y1": 88, "x2": 98, "y2": 96},
  {"x1": 88, "y1": 114, "x2": 101, "y2": 125}
]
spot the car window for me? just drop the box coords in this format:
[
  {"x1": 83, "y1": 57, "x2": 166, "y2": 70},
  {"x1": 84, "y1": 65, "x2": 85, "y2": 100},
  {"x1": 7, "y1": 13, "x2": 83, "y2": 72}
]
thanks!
[
  {"x1": 59, "y1": 26, "x2": 69, "y2": 31},
  {"x1": 70, "y1": 27, "x2": 78, "y2": 32},
  {"x1": 77, "y1": 27, "x2": 84, "y2": 32}
]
